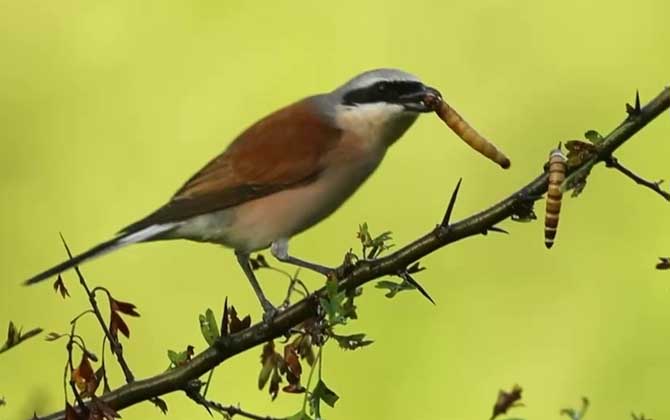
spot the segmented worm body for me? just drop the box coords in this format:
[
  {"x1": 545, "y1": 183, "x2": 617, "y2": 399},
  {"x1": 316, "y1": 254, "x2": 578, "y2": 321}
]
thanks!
[
  {"x1": 545, "y1": 147, "x2": 567, "y2": 248},
  {"x1": 425, "y1": 94, "x2": 511, "y2": 169}
]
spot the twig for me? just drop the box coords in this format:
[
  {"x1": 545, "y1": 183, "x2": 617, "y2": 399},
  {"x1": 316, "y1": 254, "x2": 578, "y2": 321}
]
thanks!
[
  {"x1": 34, "y1": 86, "x2": 670, "y2": 420},
  {"x1": 66, "y1": 323, "x2": 88, "y2": 415},
  {"x1": 184, "y1": 380, "x2": 279, "y2": 420},
  {"x1": 605, "y1": 157, "x2": 670, "y2": 201},
  {"x1": 59, "y1": 234, "x2": 135, "y2": 383}
]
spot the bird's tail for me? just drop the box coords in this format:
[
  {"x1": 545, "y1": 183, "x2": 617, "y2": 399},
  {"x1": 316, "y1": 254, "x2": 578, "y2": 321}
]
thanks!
[{"x1": 23, "y1": 223, "x2": 178, "y2": 285}]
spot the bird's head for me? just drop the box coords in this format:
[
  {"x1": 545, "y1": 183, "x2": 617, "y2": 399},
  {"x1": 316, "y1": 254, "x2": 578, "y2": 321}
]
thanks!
[{"x1": 322, "y1": 68, "x2": 441, "y2": 146}]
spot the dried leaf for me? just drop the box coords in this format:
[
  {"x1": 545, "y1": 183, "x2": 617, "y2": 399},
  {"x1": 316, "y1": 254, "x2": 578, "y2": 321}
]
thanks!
[
  {"x1": 282, "y1": 381, "x2": 305, "y2": 394},
  {"x1": 53, "y1": 274, "x2": 70, "y2": 298},
  {"x1": 109, "y1": 311, "x2": 130, "y2": 339},
  {"x1": 283, "y1": 345, "x2": 302, "y2": 377},
  {"x1": 565, "y1": 140, "x2": 597, "y2": 168},
  {"x1": 110, "y1": 298, "x2": 140, "y2": 317},
  {"x1": 72, "y1": 353, "x2": 96, "y2": 396},
  {"x1": 656, "y1": 257, "x2": 670, "y2": 270},
  {"x1": 229, "y1": 306, "x2": 251, "y2": 334},
  {"x1": 491, "y1": 384, "x2": 523, "y2": 420}
]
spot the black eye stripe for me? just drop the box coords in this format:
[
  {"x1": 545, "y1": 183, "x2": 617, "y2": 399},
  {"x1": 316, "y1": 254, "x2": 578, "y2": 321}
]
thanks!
[{"x1": 342, "y1": 81, "x2": 423, "y2": 105}]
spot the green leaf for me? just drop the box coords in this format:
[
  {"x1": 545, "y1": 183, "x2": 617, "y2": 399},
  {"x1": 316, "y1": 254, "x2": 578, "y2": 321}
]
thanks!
[
  {"x1": 258, "y1": 358, "x2": 274, "y2": 389},
  {"x1": 167, "y1": 348, "x2": 191, "y2": 367},
  {"x1": 284, "y1": 411, "x2": 313, "y2": 420},
  {"x1": 199, "y1": 308, "x2": 220, "y2": 346},
  {"x1": 375, "y1": 279, "x2": 416, "y2": 298},
  {"x1": 312, "y1": 380, "x2": 339, "y2": 407},
  {"x1": 331, "y1": 333, "x2": 374, "y2": 350},
  {"x1": 320, "y1": 277, "x2": 348, "y2": 325},
  {"x1": 584, "y1": 129, "x2": 604, "y2": 144}
]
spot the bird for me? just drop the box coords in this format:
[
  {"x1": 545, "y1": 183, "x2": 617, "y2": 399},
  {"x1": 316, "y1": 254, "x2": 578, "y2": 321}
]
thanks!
[{"x1": 23, "y1": 68, "x2": 444, "y2": 318}]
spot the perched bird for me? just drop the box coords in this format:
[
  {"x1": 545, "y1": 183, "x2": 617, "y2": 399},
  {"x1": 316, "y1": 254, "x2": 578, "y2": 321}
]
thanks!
[{"x1": 24, "y1": 68, "x2": 444, "y2": 317}]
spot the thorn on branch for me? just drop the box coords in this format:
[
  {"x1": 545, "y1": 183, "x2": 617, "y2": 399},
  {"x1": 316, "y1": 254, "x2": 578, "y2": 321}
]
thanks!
[
  {"x1": 626, "y1": 90, "x2": 642, "y2": 118},
  {"x1": 605, "y1": 157, "x2": 670, "y2": 201},
  {"x1": 482, "y1": 225, "x2": 509, "y2": 235},
  {"x1": 397, "y1": 270, "x2": 435, "y2": 304},
  {"x1": 441, "y1": 178, "x2": 463, "y2": 227}
]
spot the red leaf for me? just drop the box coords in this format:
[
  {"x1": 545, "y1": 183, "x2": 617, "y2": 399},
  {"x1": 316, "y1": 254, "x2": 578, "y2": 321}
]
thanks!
[
  {"x1": 109, "y1": 311, "x2": 130, "y2": 339},
  {"x1": 53, "y1": 275, "x2": 70, "y2": 299},
  {"x1": 229, "y1": 306, "x2": 251, "y2": 334},
  {"x1": 283, "y1": 344, "x2": 302, "y2": 377},
  {"x1": 282, "y1": 382, "x2": 306, "y2": 394},
  {"x1": 110, "y1": 298, "x2": 140, "y2": 317},
  {"x1": 72, "y1": 353, "x2": 97, "y2": 397}
]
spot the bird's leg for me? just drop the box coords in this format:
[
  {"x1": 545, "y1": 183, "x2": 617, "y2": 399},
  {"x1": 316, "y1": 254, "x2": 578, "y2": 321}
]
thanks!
[
  {"x1": 235, "y1": 251, "x2": 277, "y2": 321},
  {"x1": 271, "y1": 239, "x2": 333, "y2": 276}
]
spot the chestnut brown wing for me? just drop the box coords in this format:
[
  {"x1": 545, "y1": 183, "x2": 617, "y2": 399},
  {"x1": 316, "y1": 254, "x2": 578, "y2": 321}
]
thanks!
[{"x1": 119, "y1": 98, "x2": 341, "y2": 234}]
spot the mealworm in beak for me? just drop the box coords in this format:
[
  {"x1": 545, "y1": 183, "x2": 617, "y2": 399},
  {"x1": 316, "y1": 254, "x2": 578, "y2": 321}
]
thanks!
[{"x1": 425, "y1": 95, "x2": 511, "y2": 169}]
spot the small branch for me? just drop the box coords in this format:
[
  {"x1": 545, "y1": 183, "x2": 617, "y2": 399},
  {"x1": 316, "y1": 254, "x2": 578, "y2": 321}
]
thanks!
[
  {"x1": 59, "y1": 235, "x2": 135, "y2": 383},
  {"x1": 605, "y1": 157, "x2": 670, "y2": 201},
  {"x1": 34, "y1": 86, "x2": 670, "y2": 420},
  {"x1": 184, "y1": 380, "x2": 279, "y2": 420},
  {"x1": 66, "y1": 323, "x2": 87, "y2": 414}
]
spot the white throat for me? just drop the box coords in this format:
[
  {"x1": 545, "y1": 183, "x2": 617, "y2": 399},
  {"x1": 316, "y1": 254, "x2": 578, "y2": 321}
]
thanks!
[{"x1": 334, "y1": 103, "x2": 418, "y2": 149}]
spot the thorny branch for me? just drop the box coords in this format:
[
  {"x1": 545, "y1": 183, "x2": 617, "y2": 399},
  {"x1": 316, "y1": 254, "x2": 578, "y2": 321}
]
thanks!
[
  {"x1": 605, "y1": 156, "x2": 670, "y2": 201},
  {"x1": 34, "y1": 86, "x2": 670, "y2": 420}
]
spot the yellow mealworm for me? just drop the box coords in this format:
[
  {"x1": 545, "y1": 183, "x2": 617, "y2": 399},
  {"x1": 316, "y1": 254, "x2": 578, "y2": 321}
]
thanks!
[
  {"x1": 429, "y1": 96, "x2": 511, "y2": 169},
  {"x1": 544, "y1": 147, "x2": 567, "y2": 249}
]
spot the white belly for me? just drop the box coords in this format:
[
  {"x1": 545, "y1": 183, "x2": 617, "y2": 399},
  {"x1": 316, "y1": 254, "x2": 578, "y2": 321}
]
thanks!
[{"x1": 172, "y1": 150, "x2": 384, "y2": 252}]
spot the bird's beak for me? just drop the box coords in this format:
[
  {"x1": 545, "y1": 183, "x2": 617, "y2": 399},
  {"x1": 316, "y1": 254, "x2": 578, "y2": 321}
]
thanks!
[{"x1": 398, "y1": 85, "x2": 442, "y2": 113}]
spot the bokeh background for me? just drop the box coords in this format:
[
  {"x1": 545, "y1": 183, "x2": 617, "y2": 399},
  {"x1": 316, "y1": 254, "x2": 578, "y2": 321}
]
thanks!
[{"x1": 2, "y1": 1, "x2": 670, "y2": 419}]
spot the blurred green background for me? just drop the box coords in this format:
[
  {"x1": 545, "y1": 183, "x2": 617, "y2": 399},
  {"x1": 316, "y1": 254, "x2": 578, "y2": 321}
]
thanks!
[{"x1": 1, "y1": 0, "x2": 670, "y2": 419}]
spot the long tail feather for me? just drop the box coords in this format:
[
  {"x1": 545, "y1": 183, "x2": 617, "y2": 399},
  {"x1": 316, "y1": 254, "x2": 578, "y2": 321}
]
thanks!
[{"x1": 23, "y1": 223, "x2": 177, "y2": 285}]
